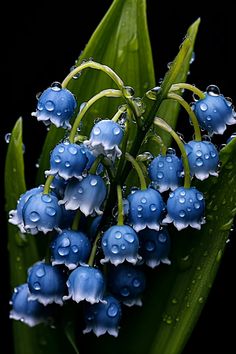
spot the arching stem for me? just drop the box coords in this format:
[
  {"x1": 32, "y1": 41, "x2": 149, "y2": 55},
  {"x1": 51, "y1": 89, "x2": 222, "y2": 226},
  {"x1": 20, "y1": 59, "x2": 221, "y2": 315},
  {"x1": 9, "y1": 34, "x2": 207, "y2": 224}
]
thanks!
[
  {"x1": 167, "y1": 92, "x2": 202, "y2": 141},
  {"x1": 154, "y1": 117, "x2": 191, "y2": 188},
  {"x1": 117, "y1": 185, "x2": 124, "y2": 226},
  {"x1": 169, "y1": 83, "x2": 205, "y2": 100},
  {"x1": 125, "y1": 152, "x2": 147, "y2": 190},
  {"x1": 43, "y1": 175, "x2": 54, "y2": 194},
  {"x1": 88, "y1": 233, "x2": 101, "y2": 267}
]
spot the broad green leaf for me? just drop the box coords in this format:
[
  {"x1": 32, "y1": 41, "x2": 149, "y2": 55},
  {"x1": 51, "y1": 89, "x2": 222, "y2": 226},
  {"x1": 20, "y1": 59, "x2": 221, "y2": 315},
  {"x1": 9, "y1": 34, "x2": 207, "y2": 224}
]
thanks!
[
  {"x1": 36, "y1": 0, "x2": 155, "y2": 184},
  {"x1": 4, "y1": 118, "x2": 77, "y2": 354}
]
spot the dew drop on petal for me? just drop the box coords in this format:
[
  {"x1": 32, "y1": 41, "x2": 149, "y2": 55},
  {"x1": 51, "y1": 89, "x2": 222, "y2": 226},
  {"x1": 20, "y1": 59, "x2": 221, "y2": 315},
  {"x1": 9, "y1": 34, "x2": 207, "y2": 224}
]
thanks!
[
  {"x1": 36, "y1": 267, "x2": 45, "y2": 277},
  {"x1": 179, "y1": 210, "x2": 186, "y2": 218},
  {"x1": 33, "y1": 282, "x2": 41, "y2": 290},
  {"x1": 158, "y1": 161, "x2": 164, "y2": 168},
  {"x1": 204, "y1": 153, "x2": 210, "y2": 159},
  {"x1": 68, "y1": 146, "x2": 78, "y2": 155},
  {"x1": 180, "y1": 190, "x2": 186, "y2": 196},
  {"x1": 93, "y1": 127, "x2": 101, "y2": 136},
  {"x1": 54, "y1": 155, "x2": 61, "y2": 163},
  {"x1": 113, "y1": 127, "x2": 121, "y2": 135},
  {"x1": 120, "y1": 287, "x2": 130, "y2": 297},
  {"x1": 124, "y1": 233, "x2": 135, "y2": 243},
  {"x1": 196, "y1": 193, "x2": 204, "y2": 201},
  {"x1": 145, "y1": 240, "x2": 155, "y2": 251},
  {"x1": 115, "y1": 231, "x2": 122, "y2": 239},
  {"x1": 42, "y1": 195, "x2": 52, "y2": 203},
  {"x1": 133, "y1": 278, "x2": 141, "y2": 287},
  {"x1": 72, "y1": 245, "x2": 79, "y2": 253},
  {"x1": 158, "y1": 233, "x2": 167, "y2": 243},
  {"x1": 90, "y1": 178, "x2": 98, "y2": 186},
  {"x1": 150, "y1": 204, "x2": 157, "y2": 211},
  {"x1": 65, "y1": 161, "x2": 71, "y2": 168},
  {"x1": 45, "y1": 101, "x2": 55, "y2": 111},
  {"x1": 196, "y1": 150, "x2": 202, "y2": 157},
  {"x1": 58, "y1": 146, "x2": 65, "y2": 153},
  {"x1": 194, "y1": 202, "x2": 201, "y2": 209},
  {"x1": 46, "y1": 207, "x2": 56, "y2": 216},
  {"x1": 29, "y1": 211, "x2": 40, "y2": 222},
  {"x1": 58, "y1": 247, "x2": 70, "y2": 256},
  {"x1": 179, "y1": 197, "x2": 186, "y2": 204},
  {"x1": 61, "y1": 237, "x2": 70, "y2": 247},
  {"x1": 78, "y1": 187, "x2": 83, "y2": 194},
  {"x1": 102, "y1": 240, "x2": 107, "y2": 247},
  {"x1": 200, "y1": 103, "x2": 208, "y2": 111},
  {"x1": 157, "y1": 172, "x2": 164, "y2": 179},
  {"x1": 111, "y1": 245, "x2": 119, "y2": 254},
  {"x1": 107, "y1": 304, "x2": 118, "y2": 317},
  {"x1": 141, "y1": 197, "x2": 147, "y2": 204},
  {"x1": 166, "y1": 156, "x2": 172, "y2": 163},
  {"x1": 196, "y1": 158, "x2": 203, "y2": 166}
]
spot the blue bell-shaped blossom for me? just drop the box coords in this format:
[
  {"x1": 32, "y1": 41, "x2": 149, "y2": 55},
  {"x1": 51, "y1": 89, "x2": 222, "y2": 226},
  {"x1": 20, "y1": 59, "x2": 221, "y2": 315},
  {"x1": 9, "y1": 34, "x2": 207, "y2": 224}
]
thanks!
[
  {"x1": 22, "y1": 191, "x2": 63, "y2": 234},
  {"x1": 59, "y1": 175, "x2": 107, "y2": 216},
  {"x1": 63, "y1": 265, "x2": 105, "y2": 304},
  {"x1": 108, "y1": 264, "x2": 146, "y2": 307},
  {"x1": 101, "y1": 225, "x2": 141, "y2": 266},
  {"x1": 51, "y1": 229, "x2": 91, "y2": 270},
  {"x1": 10, "y1": 283, "x2": 53, "y2": 327},
  {"x1": 45, "y1": 142, "x2": 87, "y2": 180},
  {"x1": 84, "y1": 119, "x2": 124, "y2": 159},
  {"x1": 27, "y1": 261, "x2": 67, "y2": 306},
  {"x1": 148, "y1": 151, "x2": 183, "y2": 192},
  {"x1": 127, "y1": 188, "x2": 165, "y2": 232},
  {"x1": 32, "y1": 84, "x2": 77, "y2": 129},
  {"x1": 191, "y1": 87, "x2": 236, "y2": 135},
  {"x1": 83, "y1": 295, "x2": 122, "y2": 337},
  {"x1": 8, "y1": 186, "x2": 43, "y2": 233},
  {"x1": 138, "y1": 227, "x2": 171, "y2": 268},
  {"x1": 163, "y1": 186, "x2": 205, "y2": 230},
  {"x1": 185, "y1": 140, "x2": 219, "y2": 180}
]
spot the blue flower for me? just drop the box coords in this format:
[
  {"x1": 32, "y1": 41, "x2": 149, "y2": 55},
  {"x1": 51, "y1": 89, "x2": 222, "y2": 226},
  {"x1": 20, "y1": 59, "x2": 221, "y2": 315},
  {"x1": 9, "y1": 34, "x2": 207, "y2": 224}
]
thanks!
[
  {"x1": 163, "y1": 186, "x2": 205, "y2": 230},
  {"x1": 185, "y1": 140, "x2": 219, "y2": 180},
  {"x1": 127, "y1": 188, "x2": 165, "y2": 232},
  {"x1": 101, "y1": 225, "x2": 141, "y2": 266},
  {"x1": 138, "y1": 228, "x2": 171, "y2": 268},
  {"x1": 10, "y1": 283, "x2": 53, "y2": 327},
  {"x1": 22, "y1": 191, "x2": 63, "y2": 234},
  {"x1": 83, "y1": 295, "x2": 122, "y2": 337},
  {"x1": 45, "y1": 142, "x2": 87, "y2": 180},
  {"x1": 63, "y1": 265, "x2": 105, "y2": 304},
  {"x1": 8, "y1": 186, "x2": 43, "y2": 233},
  {"x1": 51, "y1": 229, "x2": 91, "y2": 270},
  {"x1": 148, "y1": 151, "x2": 183, "y2": 192},
  {"x1": 84, "y1": 119, "x2": 124, "y2": 159},
  {"x1": 32, "y1": 84, "x2": 77, "y2": 129},
  {"x1": 59, "y1": 175, "x2": 107, "y2": 216},
  {"x1": 191, "y1": 90, "x2": 236, "y2": 135},
  {"x1": 108, "y1": 264, "x2": 146, "y2": 307},
  {"x1": 27, "y1": 261, "x2": 67, "y2": 306}
]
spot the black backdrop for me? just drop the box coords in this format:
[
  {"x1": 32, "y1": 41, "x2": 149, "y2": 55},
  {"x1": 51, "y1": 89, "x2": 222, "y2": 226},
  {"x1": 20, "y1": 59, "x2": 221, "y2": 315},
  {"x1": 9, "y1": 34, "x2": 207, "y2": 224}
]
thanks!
[{"x1": 0, "y1": 1, "x2": 235, "y2": 353}]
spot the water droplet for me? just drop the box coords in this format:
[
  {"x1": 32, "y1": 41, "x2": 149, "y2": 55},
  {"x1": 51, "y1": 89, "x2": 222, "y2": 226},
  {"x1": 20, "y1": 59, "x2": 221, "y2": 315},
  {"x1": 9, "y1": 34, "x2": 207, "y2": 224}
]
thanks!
[
  {"x1": 36, "y1": 267, "x2": 45, "y2": 277},
  {"x1": 196, "y1": 193, "x2": 203, "y2": 201},
  {"x1": 123, "y1": 86, "x2": 135, "y2": 98},
  {"x1": 45, "y1": 100, "x2": 55, "y2": 111},
  {"x1": 72, "y1": 245, "x2": 79, "y2": 253},
  {"x1": 42, "y1": 195, "x2": 52, "y2": 203},
  {"x1": 58, "y1": 146, "x2": 65, "y2": 153},
  {"x1": 150, "y1": 204, "x2": 157, "y2": 212},
  {"x1": 206, "y1": 115, "x2": 212, "y2": 121},
  {"x1": 166, "y1": 156, "x2": 172, "y2": 163},
  {"x1": 179, "y1": 210, "x2": 186, "y2": 217},
  {"x1": 141, "y1": 197, "x2": 147, "y2": 204},
  {"x1": 158, "y1": 233, "x2": 167, "y2": 243},
  {"x1": 158, "y1": 161, "x2": 164, "y2": 168},
  {"x1": 68, "y1": 146, "x2": 78, "y2": 155},
  {"x1": 120, "y1": 287, "x2": 130, "y2": 297},
  {"x1": 172, "y1": 298, "x2": 178, "y2": 304},
  {"x1": 204, "y1": 153, "x2": 210, "y2": 160},
  {"x1": 111, "y1": 245, "x2": 119, "y2": 254},
  {"x1": 58, "y1": 247, "x2": 70, "y2": 256},
  {"x1": 179, "y1": 197, "x2": 186, "y2": 204},
  {"x1": 5, "y1": 133, "x2": 11, "y2": 143},
  {"x1": 78, "y1": 187, "x2": 83, "y2": 194},
  {"x1": 137, "y1": 205, "x2": 143, "y2": 211},
  {"x1": 157, "y1": 172, "x2": 164, "y2": 179},
  {"x1": 200, "y1": 103, "x2": 208, "y2": 111},
  {"x1": 194, "y1": 202, "x2": 200, "y2": 209},
  {"x1": 146, "y1": 86, "x2": 161, "y2": 100},
  {"x1": 124, "y1": 233, "x2": 135, "y2": 243},
  {"x1": 54, "y1": 155, "x2": 61, "y2": 163},
  {"x1": 133, "y1": 278, "x2": 141, "y2": 287},
  {"x1": 93, "y1": 127, "x2": 101, "y2": 135},
  {"x1": 206, "y1": 84, "x2": 220, "y2": 96},
  {"x1": 210, "y1": 151, "x2": 216, "y2": 158},
  {"x1": 37, "y1": 102, "x2": 44, "y2": 111},
  {"x1": 196, "y1": 158, "x2": 203, "y2": 166},
  {"x1": 33, "y1": 282, "x2": 41, "y2": 290},
  {"x1": 145, "y1": 240, "x2": 155, "y2": 251},
  {"x1": 51, "y1": 81, "x2": 62, "y2": 90},
  {"x1": 107, "y1": 304, "x2": 118, "y2": 317},
  {"x1": 29, "y1": 211, "x2": 40, "y2": 222},
  {"x1": 46, "y1": 207, "x2": 56, "y2": 216},
  {"x1": 113, "y1": 127, "x2": 121, "y2": 135},
  {"x1": 90, "y1": 178, "x2": 98, "y2": 186},
  {"x1": 65, "y1": 161, "x2": 71, "y2": 168},
  {"x1": 115, "y1": 231, "x2": 122, "y2": 239},
  {"x1": 169, "y1": 192, "x2": 174, "y2": 198},
  {"x1": 198, "y1": 297, "x2": 204, "y2": 303},
  {"x1": 61, "y1": 237, "x2": 70, "y2": 247},
  {"x1": 137, "y1": 213, "x2": 142, "y2": 218}
]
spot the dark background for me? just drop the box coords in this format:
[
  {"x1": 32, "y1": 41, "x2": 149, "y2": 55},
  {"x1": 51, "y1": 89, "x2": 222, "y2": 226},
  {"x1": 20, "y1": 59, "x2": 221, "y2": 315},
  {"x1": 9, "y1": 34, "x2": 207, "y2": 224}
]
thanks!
[{"x1": 0, "y1": 1, "x2": 235, "y2": 353}]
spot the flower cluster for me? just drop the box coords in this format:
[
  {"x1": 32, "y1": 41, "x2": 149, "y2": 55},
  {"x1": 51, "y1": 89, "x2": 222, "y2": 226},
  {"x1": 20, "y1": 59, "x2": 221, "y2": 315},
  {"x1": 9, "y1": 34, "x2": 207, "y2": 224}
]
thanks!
[{"x1": 9, "y1": 61, "x2": 236, "y2": 338}]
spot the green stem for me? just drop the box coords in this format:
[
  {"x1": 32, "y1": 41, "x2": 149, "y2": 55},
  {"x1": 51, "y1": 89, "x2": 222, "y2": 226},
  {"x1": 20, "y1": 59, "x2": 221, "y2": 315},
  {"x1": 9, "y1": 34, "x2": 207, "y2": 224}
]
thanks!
[
  {"x1": 117, "y1": 185, "x2": 124, "y2": 226},
  {"x1": 69, "y1": 89, "x2": 122, "y2": 143},
  {"x1": 149, "y1": 135, "x2": 167, "y2": 155},
  {"x1": 88, "y1": 233, "x2": 101, "y2": 267},
  {"x1": 167, "y1": 92, "x2": 202, "y2": 141},
  {"x1": 71, "y1": 210, "x2": 81, "y2": 231},
  {"x1": 62, "y1": 60, "x2": 124, "y2": 89},
  {"x1": 43, "y1": 175, "x2": 54, "y2": 194},
  {"x1": 74, "y1": 134, "x2": 88, "y2": 143},
  {"x1": 89, "y1": 155, "x2": 103, "y2": 175},
  {"x1": 125, "y1": 152, "x2": 147, "y2": 190},
  {"x1": 169, "y1": 83, "x2": 205, "y2": 100},
  {"x1": 112, "y1": 105, "x2": 127, "y2": 122},
  {"x1": 154, "y1": 118, "x2": 191, "y2": 188}
]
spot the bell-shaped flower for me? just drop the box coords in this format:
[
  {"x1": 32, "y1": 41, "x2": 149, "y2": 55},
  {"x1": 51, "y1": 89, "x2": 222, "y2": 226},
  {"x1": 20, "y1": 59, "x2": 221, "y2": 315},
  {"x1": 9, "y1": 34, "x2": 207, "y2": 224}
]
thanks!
[
  {"x1": 51, "y1": 229, "x2": 91, "y2": 270},
  {"x1": 32, "y1": 84, "x2": 77, "y2": 129},
  {"x1": 8, "y1": 186, "x2": 43, "y2": 233},
  {"x1": 163, "y1": 186, "x2": 205, "y2": 230},
  {"x1": 127, "y1": 188, "x2": 165, "y2": 232},
  {"x1": 108, "y1": 264, "x2": 146, "y2": 307},
  {"x1": 84, "y1": 119, "x2": 124, "y2": 159},
  {"x1": 21, "y1": 191, "x2": 63, "y2": 234},
  {"x1": 185, "y1": 140, "x2": 219, "y2": 180},
  {"x1": 101, "y1": 225, "x2": 141, "y2": 266},
  {"x1": 63, "y1": 265, "x2": 105, "y2": 304},
  {"x1": 83, "y1": 295, "x2": 122, "y2": 337},
  {"x1": 45, "y1": 141, "x2": 88, "y2": 180},
  {"x1": 148, "y1": 150, "x2": 183, "y2": 192},
  {"x1": 27, "y1": 261, "x2": 67, "y2": 306},
  {"x1": 59, "y1": 174, "x2": 107, "y2": 216},
  {"x1": 10, "y1": 283, "x2": 53, "y2": 327},
  {"x1": 191, "y1": 87, "x2": 236, "y2": 135},
  {"x1": 138, "y1": 227, "x2": 171, "y2": 268}
]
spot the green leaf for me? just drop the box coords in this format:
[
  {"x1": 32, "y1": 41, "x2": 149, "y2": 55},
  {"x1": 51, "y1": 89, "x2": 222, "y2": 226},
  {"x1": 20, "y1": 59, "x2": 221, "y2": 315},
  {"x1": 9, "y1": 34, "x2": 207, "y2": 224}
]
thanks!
[
  {"x1": 36, "y1": 0, "x2": 155, "y2": 184},
  {"x1": 4, "y1": 118, "x2": 77, "y2": 354}
]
